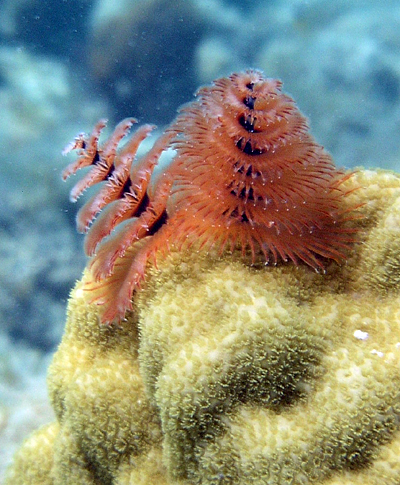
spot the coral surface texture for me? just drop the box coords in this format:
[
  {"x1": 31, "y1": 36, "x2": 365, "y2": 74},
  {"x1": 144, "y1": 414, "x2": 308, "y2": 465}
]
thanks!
[{"x1": 5, "y1": 168, "x2": 400, "y2": 484}]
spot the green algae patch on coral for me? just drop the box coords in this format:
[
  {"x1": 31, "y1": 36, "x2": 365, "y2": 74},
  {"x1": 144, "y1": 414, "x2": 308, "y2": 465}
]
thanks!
[{"x1": 5, "y1": 168, "x2": 400, "y2": 485}]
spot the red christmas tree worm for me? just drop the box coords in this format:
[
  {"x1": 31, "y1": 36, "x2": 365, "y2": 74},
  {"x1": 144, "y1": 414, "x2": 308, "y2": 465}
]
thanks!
[{"x1": 63, "y1": 70, "x2": 358, "y2": 323}]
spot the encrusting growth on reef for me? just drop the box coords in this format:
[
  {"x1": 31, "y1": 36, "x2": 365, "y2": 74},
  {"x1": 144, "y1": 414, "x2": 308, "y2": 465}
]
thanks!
[{"x1": 63, "y1": 69, "x2": 359, "y2": 323}]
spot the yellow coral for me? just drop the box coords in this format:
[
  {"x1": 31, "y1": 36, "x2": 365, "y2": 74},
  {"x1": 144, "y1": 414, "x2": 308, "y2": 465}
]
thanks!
[
  {"x1": 5, "y1": 169, "x2": 400, "y2": 484},
  {"x1": 4, "y1": 422, "x2": 59, "y2": 485}
]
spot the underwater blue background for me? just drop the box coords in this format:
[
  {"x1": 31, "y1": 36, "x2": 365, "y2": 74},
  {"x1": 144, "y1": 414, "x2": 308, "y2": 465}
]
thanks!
[{"x1": 0, "y1": 0, "x2": 400, "y2": 479}]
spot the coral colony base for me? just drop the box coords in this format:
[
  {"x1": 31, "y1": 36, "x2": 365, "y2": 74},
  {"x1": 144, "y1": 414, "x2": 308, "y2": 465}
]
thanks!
[{"x1": 6, "y1": 71, "x2": 400, "y2": 485}]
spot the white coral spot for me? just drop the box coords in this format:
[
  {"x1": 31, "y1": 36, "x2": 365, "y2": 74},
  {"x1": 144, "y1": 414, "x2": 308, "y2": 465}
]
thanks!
[
  {"x1": 371, "y1": 349, "x2": 384, "y2": 358},
  {"x1": 353, "y1": 330, "x2": 369, "y2": 340}
]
